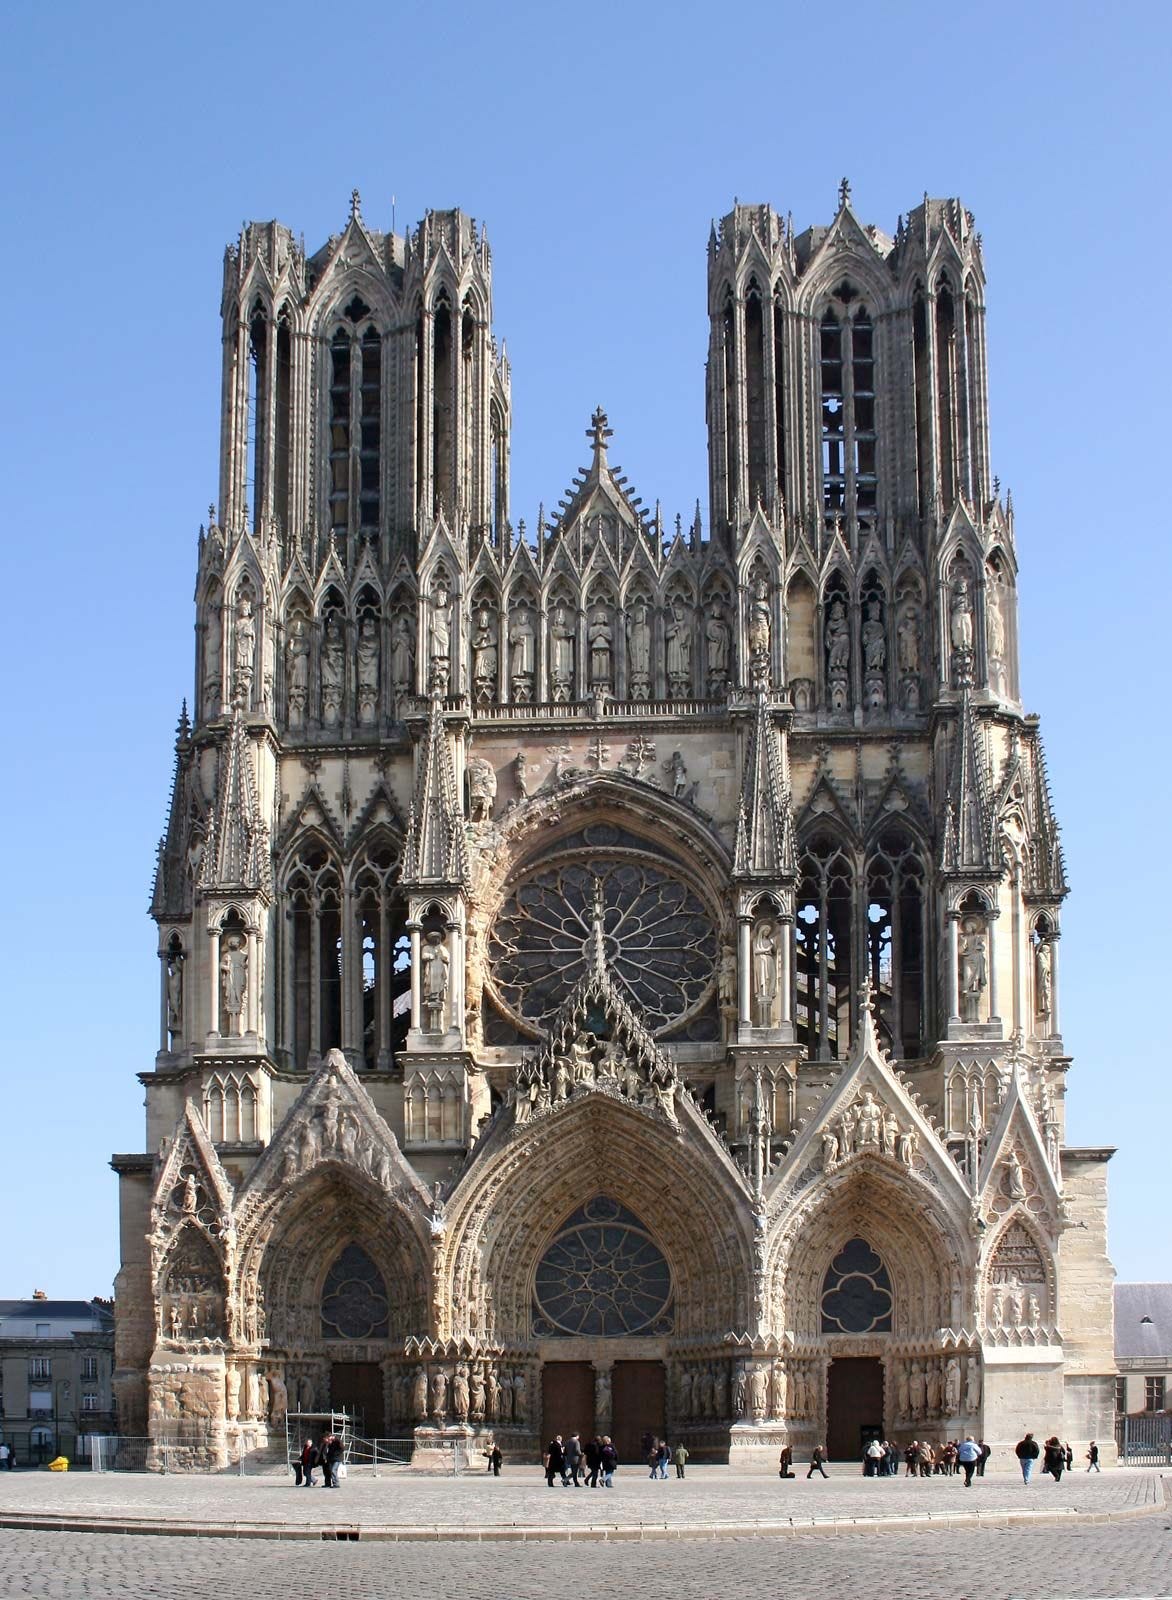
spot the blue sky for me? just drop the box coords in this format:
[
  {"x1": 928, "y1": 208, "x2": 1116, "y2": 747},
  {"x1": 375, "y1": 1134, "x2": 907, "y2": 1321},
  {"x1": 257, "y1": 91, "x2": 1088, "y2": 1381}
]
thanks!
[{"x1": 1, "y1": 0, "x2": 1168, "y2": 1293}]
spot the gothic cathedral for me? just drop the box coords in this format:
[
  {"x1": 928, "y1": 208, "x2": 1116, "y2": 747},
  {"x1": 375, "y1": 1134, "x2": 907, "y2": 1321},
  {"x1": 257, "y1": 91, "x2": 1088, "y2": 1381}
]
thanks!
[{"x1": 113, "y1": 187, "x2": 1116, "y2": 1466}]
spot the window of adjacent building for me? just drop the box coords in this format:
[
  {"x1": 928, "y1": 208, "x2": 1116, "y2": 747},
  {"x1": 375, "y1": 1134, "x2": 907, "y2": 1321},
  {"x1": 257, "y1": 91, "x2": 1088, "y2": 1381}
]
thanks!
[
  {"x1": 34, "y1": 1323, "x2": 49, "y2": 1338},
  {"x1": 28, "y1": 1358, "x2": 50, "y2": 1381},
  {"x1": 1115, "y1": 1376, "x2": 1127, "y2": 1413},
  {"x1": 1145, "y1": 1376, "x2": 1166, "y2": 1412},
  {"x1": 81, "y1": 1394, "x2": 101, "y2": 1413},
  {"x1": 80, "y1": 1358, "x2": 99, "y2": 1382},
  {"x1": 28, "y1": 1391, "x2": 52, "y2": 1411},
  {"x1": 820, "y1": 283, "x2": 877, "y2": 525}
]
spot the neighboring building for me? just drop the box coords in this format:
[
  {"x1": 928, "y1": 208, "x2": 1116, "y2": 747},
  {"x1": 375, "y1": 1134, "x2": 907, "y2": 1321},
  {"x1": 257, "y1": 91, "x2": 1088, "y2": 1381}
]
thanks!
[
  {"x1": 1115, "y1": 1284, "x2": 1172, "y2": 1416},
  {"x1": 112, "y1": 185, "x2": 1116, "y2": 1469},
  {"x1": 0, "y1": 1296, "x2": 115, "y2": 1464}
]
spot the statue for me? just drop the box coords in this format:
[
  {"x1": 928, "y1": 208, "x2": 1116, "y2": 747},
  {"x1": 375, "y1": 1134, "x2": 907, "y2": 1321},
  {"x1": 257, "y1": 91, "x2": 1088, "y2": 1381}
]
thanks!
[
  {"x1": 203, "y1": 595, "x2": 222, "y2": 703},
  {"x1": 1027, "y1": 1293, "x2": 1041, "y2": 1330},
  {"x1": 225, "y1": 1367, "x2": 240, "y2": 1421},
  {"x1": 958, "y1": 920, "x2": 987, "y2": 1022},
  {"x1": 897, "y1": 1365, "x2": 910, "y2": 1420},
  {"x1": 390, "y1": 611, "x2": 415, "y2": 696},
  {"x1": 861, "y1": 598, "x2": 886, "y2": 671},
  {"x1": 429, "y1": 581, "x2": 452, "y2": 692},
  {"x1": 717, "y1": 943, "x2": 737, "y2": 1027},
  {"x1": 665, "y1": 597, "x2": 692, "y2": 696},
  {"x1": 411, "y1": 1365, "x2": 429, "y2": 1421},
  {"x1": 944, "y1": 1355, "x2": 961, "y2": 1415},
  {"x1": 748, "y1": 577, "x2": 771, "y2": 684},
  {"x1": 508, "y1": 603, "x2": 536, "y2": 701},
  {"x1": 950, "y1": 576, "x2": 974, "y2": 684},
  {"x1": 569, "y1": 1030, "x2": 596, "y2": 1085},
  {"x1": 467, "y1": 756, "x2": 497, "y2": 823},
  {"x1": 421, "y1": 931, "x2": 450, "y2": 1032},
  {"x1": 821, "y1": 1127, "x2": 839, "y2": 1170},
  {"x1": 858, "y1": 1091, "x2": 881, "y2": 1145},
  {"x1": 678, "y1": 1368, "x2": 694, "y2": 1418},
  {"x1": 989, "y1": 1288, "x2": 1004, "y2": 1330},
  {"x1": 469, "y1": 1366, "x2": 486, "y2": 1420},
  {"x1": 1035, "y1": 939, "x2": 1052, "y2": 1016},
  {"x1": 233, "y1": 595, "x2": 256, "y2": 706},
  {"x1": 321, "y1": 615, "x2": 344, "y2": 727},
  {"x1": 769, "y1": 1361, "x2": 786, "y2": 1420},
  {"x1": 897, "y1": 603, "x2": 920, "y2": 675},
  {"x1": 268, "y1": 1371, "x2": 288, "y2": 1423},
  {"x1": 748, "y1": 1364, "x2": 769, "y2": 1421},
  {"x1": 512, "y1": 751, "x2": 529, "y2": 798},
  {"x1": 512, "y1": 1369, "x2": 528, "y2": 1423},
  {"x1": 166, "y1": 955, "x2": 184, "y2": 1039},
  {"x1": 168, "y1": 1302, "x2": 181, "y2": 1338},
  {"x1": 452, "y1": 1365, "x2": 470, "y2": 1423},
  {"x1": 925, "y1": 1360, "x2": 942, "y2": 1415},
  {"x1": 705, "y1": 595, "x2": 731, "y2": 691},
  {"x1": 896, "y1": 1127, "x2": 916, "y2": 1165},
  {"x1": 588, "y1": 606, "x2": 613, "y2": 689},
  {"x1": 663, "y1": 749, "x2": 688, "y2": 798},
  {"x1": 181, "y1": 1173, "x2": 198, "y2": 1213},
  {"x1": 825, "y1": 597, "x2": 850, "y2": 674},
  {"x1": 732, "y1": 1366, "x2": 747, "y2": 1419},
  {"x1": 430, "y1": 1367, "x2": 448, "y2": 1420},
  {"x1": 1007, "y1": 1150, "x2": 1027, "y2": 1199},
  {"x1": 485, "y1": 1367, "x2": 500, "y2": 1421},
  {"x1": 550, "y1": 603, "x2": 575, "y2": 701},
  {"x1": 356, "y1": 615, "x2": 380, "y2": 725},
  {"x1": 627, "y1": 601, "x2": 652, "y2": 697},
  {"x1": 882, "y1": 1111, "x2": 899, "y2": 1156},
  {"x1": 471, "y1": 607, "x2": 497, "y2": 703},
  {"x1": 964, "y1": 1358, "x2": 981, "y2": 1414},
  {"x1": 286, "y1": 616, "x2": 310, "y2": 729},
  {"x1": 220, "y1": 935, "x2": 248, "y2": 1035},
  {"x1": 987, "y1": 578, "x2": 1006, "y2": 662},
  {"x1": 751, "y1": 920, "x2": 778, "y2": 1026}
]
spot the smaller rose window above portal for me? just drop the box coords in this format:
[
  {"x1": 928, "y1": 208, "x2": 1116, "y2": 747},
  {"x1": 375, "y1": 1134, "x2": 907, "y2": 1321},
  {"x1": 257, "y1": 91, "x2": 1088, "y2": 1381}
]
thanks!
[
  {"x1": 533, "y1": 1196, "x2": 673, "y2": 1337},
  {"x1": 820, "y1": 1236, "x2": 893, "y2": 1334}
]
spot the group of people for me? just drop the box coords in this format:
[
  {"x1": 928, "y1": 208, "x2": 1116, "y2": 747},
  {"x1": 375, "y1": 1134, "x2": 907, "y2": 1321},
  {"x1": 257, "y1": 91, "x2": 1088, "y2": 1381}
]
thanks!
[
  {"x1": 293, "y1": 1434, "x2": 344, "y2": 1487},
  {"x1": 645, "y1": 1436, "x2": 688, "y2": 1478},
  {"x1": 543, "y1": 1432, "x2": 619, "y2": 1487},
  {"x1": 1015, "y1": 1433, "x2": 1098, "y2": 1481}
]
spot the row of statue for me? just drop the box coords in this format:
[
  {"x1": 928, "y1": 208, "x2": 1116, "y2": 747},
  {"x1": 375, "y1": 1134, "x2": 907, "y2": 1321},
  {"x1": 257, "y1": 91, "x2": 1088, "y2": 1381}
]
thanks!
[
  {"x1": 278, "y1": 1092, "x2": 398, "y2": 1191},
  {"x1": 511, "y1": 1030, "x2": 678, "y2": 1125},
  {"x1": 893, "y1": 1353, "x2": 982, "y2": 1421},
  {"x1": 674, "y1": 1359, "x2": 819, "y2": 1422},
  {"x1": 986, "y1": 1278, "x2": 1045, "y2": 1333},
  {"x1": 820, "y1": 1090, "x2": 918, "y2": 1170},
  {"x1": 397, "y1": 1361, "x2": 530, "y2": 1426},
  {"x1": 225, "y1": 1363, "x2": 288, "y2": 1425}
]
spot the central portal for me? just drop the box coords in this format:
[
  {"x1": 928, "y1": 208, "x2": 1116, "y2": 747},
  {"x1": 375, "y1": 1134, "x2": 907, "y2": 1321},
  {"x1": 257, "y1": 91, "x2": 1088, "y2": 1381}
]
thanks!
[
  {"x1": 826, "y1": 1356, "x2": 884, "y2": 1461},
  {"x1": 329, "y1": 1361, "x2": 384, "y2": 1437},
  {"x1": 541, "y1": 1361, "x2": 595, "y2": 1446},
  {"x1": 612, "y1": 1360, "x2": 665, "y2": 1463}
]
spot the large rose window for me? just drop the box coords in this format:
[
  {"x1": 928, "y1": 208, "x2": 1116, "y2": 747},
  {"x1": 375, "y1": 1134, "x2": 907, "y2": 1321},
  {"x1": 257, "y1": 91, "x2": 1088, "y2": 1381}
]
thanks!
[
  {"x1": 533, "y1": 1197, "x2": 673, "y2": 1337},
  {"x1": 487, "y1": 839, "x2": 718, "y2": 1038}
]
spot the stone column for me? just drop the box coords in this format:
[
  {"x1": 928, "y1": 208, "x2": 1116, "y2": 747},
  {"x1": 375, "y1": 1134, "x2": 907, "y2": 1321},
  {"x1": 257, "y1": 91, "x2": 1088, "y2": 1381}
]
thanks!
[
  {"x1": 282, "y1": 907, "x2": 295, "y2": 1060},
  {"x1": 737, "y1": 915, "x2": 752, "y2": 1032},
  {"x1": 308, "y1": 896, "x2": 321, "y2": 1060},
  {"x1": 446, "y1": 918, "x2": 464, "y2": 1038},
  {"x1": 246, "y1": 925, "x2": 259, "y2": 1037},
  {"x1": 1049, "y1": 933, "x2": 1061, "y2": 1037},
  {"x1": 778, "y1": 915, "x2": 793, "y2": 1026},
  {"x1": 159, "y1": 952, "x2": 169, "y2": 1052},
  {"x1": 209, "y1": 928, "x2": 221, "y2": 1037},
  {"x1": 408, "y1": 918, "x2": 422, "y2": 1033},
  {"x1": 946, "y1": 911, "x2": 960, "y2": 1026},
  {"x1": 378, "y1": 902, "x2": 392, "y2": 1068},
  {"x1": 987, "y1": 910, "x2": 1000, "y2": 1028}
]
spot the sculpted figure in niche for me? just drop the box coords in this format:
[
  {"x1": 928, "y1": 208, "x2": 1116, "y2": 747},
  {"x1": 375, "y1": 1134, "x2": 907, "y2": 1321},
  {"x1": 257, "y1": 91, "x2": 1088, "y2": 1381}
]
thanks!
[
  {"x1": 950, "y1": 576, "x2": 974, "y2": 685},
  {"x1": 882, "y1": 1110, "x2": 899, "y2": 1155},
  {"x1": 857, "y1": 1090, "x2": 881, "y2": 1146},
  {"x1": 268, "y1": 1370, "x2": 288, "y2": 1423},
  {"x1": 986, "y1": 578, "x2": 1006, "y2": 662},
  {"x1": 286, "y1": 616, "x2": 310, "y2": 729},
  {"x1": 896, "y1": 1126, "x2": 916, "y2": 1165},
  {"x1": 452, "y1": 1365, "x2": 470, "y2": 1423},
  {"x1": 732, "y1": 1366, "x2": 747, "y2": 1419},
  {"x1": 897, "y1": 603, "x2": 920, "y2": 675},
  {"x1": 1007, "y1": 1149, "x2": 1027, "y2": 1199},
  {"x1": 717, "y1": 942, "x2": 737, "y2": 1029},
  {"x1": 166, "y1": 954, "x2": 184, "y2": 1039},
  {"x1": 220, "y1": 935, "x2": 248, "y2": 1034},
  {"x1": 356, "y1": 616, "x2": 380, "y2": 725},
  {"x1": 862, "y1": 598, "x2": 886, "y2": 672},
  {"x1": 467, "y1": 756, "x2": 497, "y2": 824},
  {"x1": 233, "y1": 595, "x2": 256, "y2": 707},
  {"x1": 944, "y1": 1356, "x2": 962, "y2": 1415},
  {"x1": 965, "y1": 1358, "x2": 981, "y2": 1413},
  {"x1": 926, "y1": 1361, "x2": 942, "y2": 1415},
  {"x1": 321, "y1": 614, "x2": 345, "y2": 727},
  {"x1": 821, "y1": 1127, "x2": 839, "y2": 1169},
  {"x1": 421, "y1": 931, "x2": 451, "y2": 1032},
  {"x1": 390, "y1": 611, "x2": 415, "y2": 696},
  {"x1": 472, "y1": 607, "x2": 497, "y2": 703},
  {"x1": 1034, "y1": 938, "x2": 1052, "y2": 1017},
  {"x1": 509, "y1": 602, "x2": 536, "y2": 701},
  {"x1": 181, "y1": 1172, "x2": 198, "y2": 1213},
  {"x1": 549, "y1": 603, "x2": 575, "y2": 701},
  {"x1": 958, "y1": 918, "x2": 987, "y2": 1022},
  {"x1": 469, "y1": 1366, "x2": 486, "y2": 1420},
  {"x1": 485, "y1": 1367, "x2": 500, "y2": 1421},
  {"x1": 712, "y1": 1364, "x2": 728, "y2": 1419},
  {"x1": 430, "y1": 1367, "x2": 448, "y2": 1420},
  {"x1": 897, "y1": 1365, "x2": 910, "y2": 1420},
  {"x1": 752, "y1": 919, "x2": 778, "y2": 1026},
  {"x1": 908, "y1": 1360, "x2": 925, "y2": 1418},
  {"x1": 411, "y1": 1365, "x2": 429, "y2": 1421},
  {"x1": 204, "y1": 595, "x2": 222, "y2": 704},
  {"x1": 429, "y1": 581, "x2": 452, "y2": 692},
  {"x1": 748, "y1": 577, "x2": 771, "y2": 685},
  {"x1": 825, "y1": 597, "x2": 850, "y2": 675},
  {"x1": 225, "y1": 1366, "x2": 241, "y2": 1421},
  {"x1": 705, "y1": 595, "x2": 732, "y2": 692},
  {"x1": 665, "y1": 597, "x2": 692, "y2": 697},
  {"x1": 588, "y1": 606, "x2": 613, "y2": 690},
  {"x1": 627, "y1": 601, "x2": 652, "y2": 698},
  {"x1": 512, "y1": 1370, "x2": 528, "y2": 1423}
]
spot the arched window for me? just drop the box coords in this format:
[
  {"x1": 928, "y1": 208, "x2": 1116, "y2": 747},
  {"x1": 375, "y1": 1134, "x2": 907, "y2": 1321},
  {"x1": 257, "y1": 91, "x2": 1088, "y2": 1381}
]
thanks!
[
  {"x1": 865, "y1": 828, "x2": 927, "y2": 1058},
  {"x1": 532, "y1": 1196, "x2": 673, "y2": 1337},
  {"x1": 744, "y1": 282, "x2": 767, "y2": 508},
  {"x1": 821, "y1": 1237, "x2": 893, "y2": 1333},
  {"x1": 820, "y1": 283, "x2": 877, "y2": 527},
  {"x1": 247, "y1": 306, "x2": 267, "y2": 530},
  {"x1": 327, "y1": 297, "x2": 381, "y2": 538},
  {"x1": 796, "y1": 831, "x2": 855, "y2": 1060},
  {"x1": 352, "y1": 836, "x2": 409, "y2": 1068},
  {"x1": 320, "y1": 1244, "x2": 389, "y2": 1340},
  {"x1": 433, "y1": 293, "x2": 453, "y2": 514},
  {"x1": 936, "y1": 282, "x2": 957, "y2": 508},
  {"x1": 286, "y1": 842, "x2": 343, "y2": 1068}
]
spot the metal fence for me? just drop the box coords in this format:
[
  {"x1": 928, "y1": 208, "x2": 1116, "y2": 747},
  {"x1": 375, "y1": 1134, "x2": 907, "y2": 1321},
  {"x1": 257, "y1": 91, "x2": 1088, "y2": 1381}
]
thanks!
[
  {"x1": 89, "y1": 1433, "x2": 473, "y2": 1475},
  {"x1": 345, "y1": 1436, "x2": 470, "y2": 1475},
  {"x1": 1115, "y1": 1414, "x2": 1172, "y2": 1465}
]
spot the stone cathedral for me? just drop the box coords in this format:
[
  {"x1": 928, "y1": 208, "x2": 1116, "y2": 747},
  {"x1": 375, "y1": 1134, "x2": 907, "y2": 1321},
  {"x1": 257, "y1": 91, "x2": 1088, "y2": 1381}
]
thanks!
[{"x1": 113, "y1": 185, "x2": 1116, "y2": 1469}]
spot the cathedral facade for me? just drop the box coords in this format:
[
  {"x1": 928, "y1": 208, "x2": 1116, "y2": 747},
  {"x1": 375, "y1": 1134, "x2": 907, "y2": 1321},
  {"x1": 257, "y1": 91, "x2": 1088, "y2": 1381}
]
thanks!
[{"x1": 112, "y1": 186, "x2": 1116, "y2": 1467}]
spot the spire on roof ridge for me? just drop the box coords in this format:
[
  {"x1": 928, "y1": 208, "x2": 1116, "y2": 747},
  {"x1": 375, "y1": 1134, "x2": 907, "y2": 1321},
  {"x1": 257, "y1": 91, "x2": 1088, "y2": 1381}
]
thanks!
[
  {"x1": 199, "y1": 705, "x2": 272, "y2": 897},
  {"x1": 941, "y1": 689, "x2": 995, "y2": 874},
  {"x1": 734, "y1": 694, "x2": 795, "y2": 878},
  {"x1": 402, "y1": 695, "x2": 468, "y2": 886}
]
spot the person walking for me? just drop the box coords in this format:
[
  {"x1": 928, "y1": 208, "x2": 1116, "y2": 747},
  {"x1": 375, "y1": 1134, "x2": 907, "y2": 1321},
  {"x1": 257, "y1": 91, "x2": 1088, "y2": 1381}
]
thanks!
[
  {"x1": 1086, "y1": 1440, "x2": 1101, "y2": 1472},
  {"x1": 544, "y1": 1435, "x2": 566, "y2": 1487},
  {"x1": 864, "y1": 1437, "x2": 883, "y2": 1476},
  {"x1": 565, "y1": 1432, "x2": 583, "y2": 1486},
  {"x1": 1064, "y1": 1442, "x2": 1074, "y2": 1473},
  {"x1": 300, "y1": 1437, "x2": 317, "y2": 1488},
  {"x1": 917, "y1": 1440, "x2": 933, "y2": 1478},
  {"x1": 584, "y1": 1436, "x2": 602, "y2": 1487},
  {"x1": 977, "y1": 1440, "x2": 991, "y2": 1477},
  {"x1": 807, "y1": 1444, "x2": 829, "y2": 1479},
  {"x1": 656, "y1": 1440, "x2": 670, "y2": 1479},
  {"x1": 485, "y1": 1443, "x2": 502, "y2": 1477},
  {"x1": 673, "y1": 1441, "x2": 689, "y2": 1479},
  {"x1": 957, "y1": 1435, "x2": 980, "y2": 1487},
  {"x1": 600, "y1": 1437, "x2": 617, "y2": 1488},
  {"x1": 323, "y1": 1433, "x2": 343, "y2": 1488},
  {"x1": 1015, "y1": 1431, "x2": 1040, "y2": 1484},
  {"x1": 1043, "y1": 1437, "x2": 1065, "y2": 1481}
]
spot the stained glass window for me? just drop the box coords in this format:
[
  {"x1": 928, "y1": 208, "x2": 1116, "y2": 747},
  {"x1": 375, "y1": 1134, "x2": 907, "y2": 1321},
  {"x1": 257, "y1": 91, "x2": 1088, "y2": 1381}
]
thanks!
[
  {"x1": 533, "y1": 1196, "x2": 673, "y2": 1337},
  {"x1": 320, "y1": 1243, "x2": 389, "y2": 1340},
  {"x1": 820, "y1": 1236, "x2": 893, "y2": 1334}
]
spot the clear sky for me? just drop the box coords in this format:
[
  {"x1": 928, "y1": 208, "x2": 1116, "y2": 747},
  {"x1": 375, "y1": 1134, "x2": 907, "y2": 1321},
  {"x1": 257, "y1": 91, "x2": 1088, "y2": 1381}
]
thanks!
[{"x1": 1, "y1": 0, "x2": 1168, "y2": 1296}]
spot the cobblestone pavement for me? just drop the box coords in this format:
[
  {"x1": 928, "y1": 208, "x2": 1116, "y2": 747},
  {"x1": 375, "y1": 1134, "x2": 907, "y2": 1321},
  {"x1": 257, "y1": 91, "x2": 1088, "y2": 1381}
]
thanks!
[
  {"x1": 0, "y1": 1466, "x2": 1163, "y2": 1533},
  {"x1": 0, "y1": 1517, "x2": 1169, "y2": 1600}
]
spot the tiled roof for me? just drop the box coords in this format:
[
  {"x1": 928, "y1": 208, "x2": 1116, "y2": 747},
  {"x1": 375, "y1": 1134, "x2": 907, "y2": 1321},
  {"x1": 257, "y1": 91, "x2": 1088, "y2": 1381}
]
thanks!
[{"x1": 1114, "y1": 1283, "x2": 1172, "y2": 1361}]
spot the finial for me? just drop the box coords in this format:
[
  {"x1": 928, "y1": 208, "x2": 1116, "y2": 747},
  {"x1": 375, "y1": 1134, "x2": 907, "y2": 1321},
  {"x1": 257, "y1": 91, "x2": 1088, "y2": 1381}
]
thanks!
[
  {"x1": 588, "y1": 406, "x2": 613, "y2": 463},
  {"x1": 838, "y1": 176, "x2": 852, "y2": 209},
  {"x1": 588, "y1": 875, "x2": 608, "y2": 973},
  {"x1": 350, "y1": 187, "x2": 362, "y2": 222},
  {"x1": 208, "y1": 503, "x2": 217, "y2": 528}
]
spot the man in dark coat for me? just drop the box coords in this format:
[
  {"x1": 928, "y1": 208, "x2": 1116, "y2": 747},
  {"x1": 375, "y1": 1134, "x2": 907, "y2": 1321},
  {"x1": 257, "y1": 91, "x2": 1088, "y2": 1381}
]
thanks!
[
  {"x1": 323, "y1": 1434, "x2": 343, "y2": 1487},
  {"x1": 300, "y1": 1437, "x2": 317, "y2": 1487},
  {"x1": 544, "y1": 1435, "x2": 566, "y2": 1486},
  {"x1": 1015, "y1": 1431, "x2": 1040, "y2": 1483}
]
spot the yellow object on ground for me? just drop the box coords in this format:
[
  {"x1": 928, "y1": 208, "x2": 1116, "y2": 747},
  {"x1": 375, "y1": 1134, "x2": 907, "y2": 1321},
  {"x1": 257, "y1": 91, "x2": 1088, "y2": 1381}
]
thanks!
[{"x1": 47, "y1": 1457, "x2": 69, "y2": 1471}]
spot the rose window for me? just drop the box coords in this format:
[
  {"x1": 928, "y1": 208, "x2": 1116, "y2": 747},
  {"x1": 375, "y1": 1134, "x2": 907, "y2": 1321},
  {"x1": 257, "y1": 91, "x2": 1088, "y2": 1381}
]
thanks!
[
  {"x1": 487, "y1": 844, "x2": 717, "y2": 1038},
  {"x1": 533, "y1": 1196, "x2": 673, "y2": 1337},
  {"x1": 320, "y1": 1243, "x2": 389, "y2": 1340},
  {"x1": 820, "y1": 1236, "x2": 893, "y2": 1334}
]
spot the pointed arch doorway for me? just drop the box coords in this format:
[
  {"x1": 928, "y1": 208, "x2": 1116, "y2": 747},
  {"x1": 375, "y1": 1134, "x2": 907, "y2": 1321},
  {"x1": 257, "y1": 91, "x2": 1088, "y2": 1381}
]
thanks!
[{"x1": 826, "y1": 1357, "x2": 884, "y2": 1461}]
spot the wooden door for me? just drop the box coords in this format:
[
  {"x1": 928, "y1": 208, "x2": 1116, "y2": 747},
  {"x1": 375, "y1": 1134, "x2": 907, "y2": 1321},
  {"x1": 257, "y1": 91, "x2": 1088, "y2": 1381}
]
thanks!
[
  {"x1": 611, "y1": 1360, "x2": 665, "y2": 1465},
  {"x1": 826, "y1": 1356, "x2": 884, "y2": 1462},
  {"x1": 541, "y1": 1361, "x2": 595, "y2": 1447},
  {"x1": 329, "y1": 1362, "x2": 385, "y2": 1437}
]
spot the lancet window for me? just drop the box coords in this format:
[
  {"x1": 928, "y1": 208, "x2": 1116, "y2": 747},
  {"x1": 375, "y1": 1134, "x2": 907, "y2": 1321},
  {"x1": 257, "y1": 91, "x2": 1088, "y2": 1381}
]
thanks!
[
  {"x1": 795, "y1": 831, "x2": 855, "y2": 1060},
  {"x1": 203, "y1": 1072, "x2": 258, "y2": 1143},
  {"x1": 865, "y1": 828, "x2": 927, "y2": 1058},
  {"x1": 353, "y1": 837, "x2": 409, "y2": 1069},
  {"x1": 327, "y1": 297, "x2": 381, "y2": 537},
  {"x1": 820, "y1": 283, "x2": 877, "y2": 526},
  {"x1": 285, "y1": 842, "x2": 343, "y2": 1069}
]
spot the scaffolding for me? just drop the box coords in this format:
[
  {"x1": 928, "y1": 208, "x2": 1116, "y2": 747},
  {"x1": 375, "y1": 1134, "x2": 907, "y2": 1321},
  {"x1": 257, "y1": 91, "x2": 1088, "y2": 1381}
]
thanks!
[{"x1": 283, "y1": 1409, "x2": 355, "y2": 1468}]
